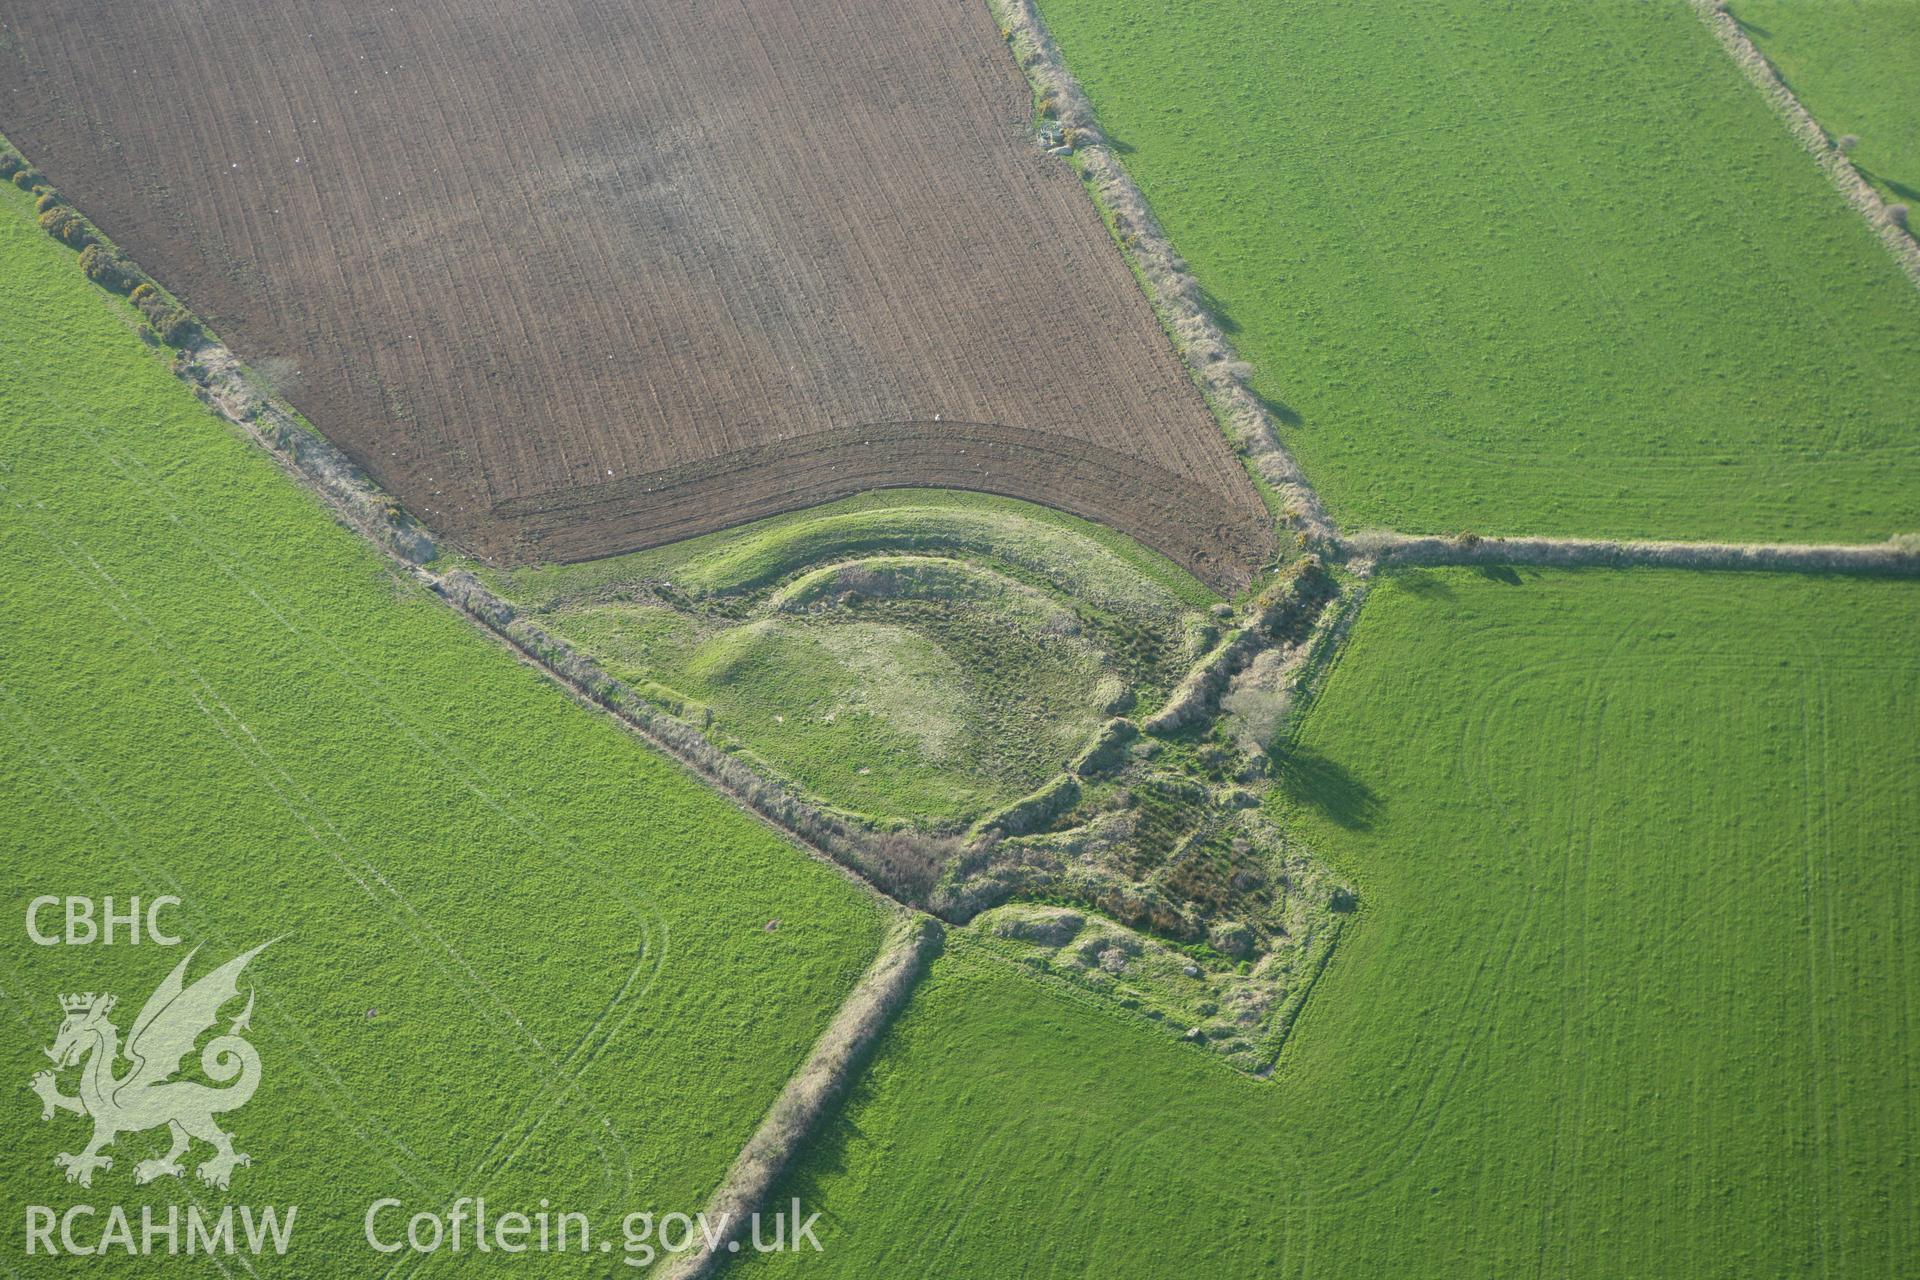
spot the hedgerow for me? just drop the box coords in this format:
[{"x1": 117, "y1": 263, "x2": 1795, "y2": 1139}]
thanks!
[{"x1": 78, "y1": 242, "x2": 145, "y2": 293}]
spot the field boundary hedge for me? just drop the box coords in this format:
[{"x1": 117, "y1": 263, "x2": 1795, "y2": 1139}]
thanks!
[
  {"x1": 988, "y1": 0, "x2": 1334, "y2": 542},
  {"x1": 1347, "y1": 530, "x2": 1920, "y2": 577},
  {"x1": 0, "y1": 138, "x2": 207, "y2": 346},
  {"x1": 1143, "y1": 557, "x2": 1337, "y2": 734},
  {"x1": 658, "y1": 914, "x2": 945, "y2": 1280},
  {"x1": 0, "y1": 188, "x2": 941, "y2": 909},
  {"x1": 1692, "y1": 0, "x2": 1920, "y2": 290},
  {"x1": 179, "y1": 346, "x2": 441, "y2": 567},
  {"x1": 15, "y1": 137, "x2": 1912, "y2": 950}
]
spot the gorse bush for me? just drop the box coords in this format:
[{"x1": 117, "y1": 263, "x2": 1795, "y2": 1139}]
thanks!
[
  {"x1": 12, "y1": 167, "x2": 43, "y2": 191},
  {"x1": 33, "y1": 190, "x2": 64, "y2": 214},
  {"x1": 0, "y1": 153, "x2": 21, "y2": 179},
  {"x1": 42, "y1": 241, "x2": 201, "y2": 344},
  {"x1": 143, "y1": 302, "x2": 198, "y2": 347},
  {"x1": 125, "y1": 281, "x2": 197, "y2": 345},
  {"x1": 78, "y1": 243, "x2": 144, "y2": 294},
  {"x1": 37, "y1": 205, "x2": 98, "y2": 249}
]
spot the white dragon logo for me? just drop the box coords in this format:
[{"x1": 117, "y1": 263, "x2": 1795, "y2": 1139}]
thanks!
[{"x1": 31, "y1": 943, "x2": 270, "y2": 1190}]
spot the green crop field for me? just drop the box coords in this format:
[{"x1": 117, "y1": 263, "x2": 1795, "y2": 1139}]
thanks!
[
  {"x1": 740, "y1": 568, "x2": 1920, "y2": 1277},
  {"x1": 1038, "y1": 0, "x2": 1920, "y2": 542},
  {"x1": 0, "y1": 182, "x2": 887, "y2": 1269},
  {"x1": 1730, "y1": 0, "x2": 1920, "y2": 209},
  {"x1": 480, "y1": 493, "x2": 1218, "y2": 827}
]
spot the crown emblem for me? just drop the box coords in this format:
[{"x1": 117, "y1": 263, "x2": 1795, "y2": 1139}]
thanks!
[{"x1": 59, "y1": 992, "x2": 111, "y2": 1015}]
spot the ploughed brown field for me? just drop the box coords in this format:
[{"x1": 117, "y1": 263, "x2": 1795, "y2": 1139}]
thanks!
[{"x1": 0, "y1": 0, "x2": 1274, "y2": 586}]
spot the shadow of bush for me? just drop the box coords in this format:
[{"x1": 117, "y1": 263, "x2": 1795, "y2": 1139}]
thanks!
[{"x1": 1274, "y1": 747, "x2": 1381, "y2": 830}]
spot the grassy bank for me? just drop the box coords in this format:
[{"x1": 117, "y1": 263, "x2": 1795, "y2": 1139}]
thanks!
[{"x1": 479, "y1": 492, "x2": 1220, "y2": 827}]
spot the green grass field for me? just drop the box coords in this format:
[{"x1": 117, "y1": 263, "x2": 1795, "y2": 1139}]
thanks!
[
  {"x1": 482, "y1": 494, "x2": 1217, "y2": 827},
  {"x1": 0, "y1": 181, "x2": 887, "y2": 1271},
  {"x1": 1731, "y1": 0, "x2": 1920, "y2": 209},
  {"x1": 740, "y1": 568, "x2": 1920, "y2": 1276},
  {"x1": 1038, "y1": 0, "x2": 1920, "y2": 543}
]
